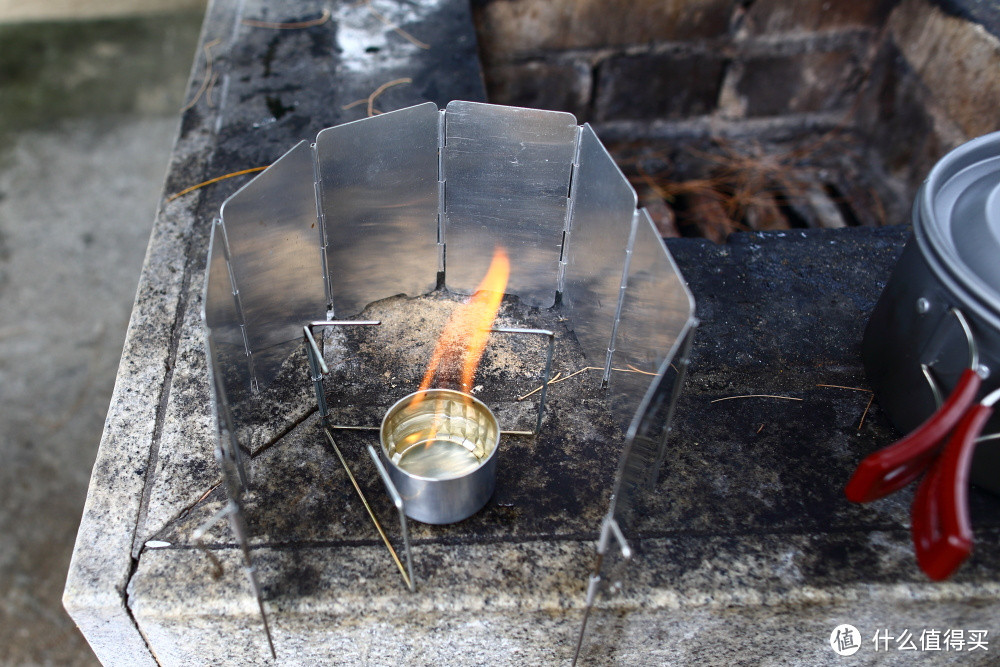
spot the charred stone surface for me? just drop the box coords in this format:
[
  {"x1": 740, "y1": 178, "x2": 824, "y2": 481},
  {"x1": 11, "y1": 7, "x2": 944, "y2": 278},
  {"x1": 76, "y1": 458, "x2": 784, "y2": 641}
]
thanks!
[{"x1": 664, "y1": 226, "x2": 1000, "y2": 549}]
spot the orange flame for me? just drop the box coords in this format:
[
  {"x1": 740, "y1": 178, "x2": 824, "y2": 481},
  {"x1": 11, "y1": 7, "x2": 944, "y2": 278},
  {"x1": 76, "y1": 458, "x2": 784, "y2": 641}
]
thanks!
[{"x1": 418, "y1": 248, "x2": 510, "y2": 395}]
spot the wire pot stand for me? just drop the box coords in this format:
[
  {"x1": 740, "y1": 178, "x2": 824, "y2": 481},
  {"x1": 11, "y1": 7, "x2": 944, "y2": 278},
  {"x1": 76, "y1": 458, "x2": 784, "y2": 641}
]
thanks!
[
  {"x1": 302, "y1": 319, "x2": 556, "y2": 592},
  {"x1": 198, "y1": 317, "x2": 696, "y2": 661}
]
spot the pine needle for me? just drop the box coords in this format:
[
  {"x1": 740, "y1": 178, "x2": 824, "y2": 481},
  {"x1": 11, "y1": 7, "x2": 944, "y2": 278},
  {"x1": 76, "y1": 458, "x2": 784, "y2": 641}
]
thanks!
[
  {"x1": 341, "y1": 77, "x2": 413, "y2": 117},
  {"x1": 623, "y1": 364, "x2": 658, "y2": 376},
  {"x1": 710, "y1": 394, "x2": 803, "y2": 404},
  {"x1": 181, "y1": 38, "x2": 222, "y2": 112},
  {"x1": 167, "y1": 166, "x2": 269, "y2": 203},
  {"x1": 816, "y1": 383, "x2": 872, "y2": 393},
  {"x1": 242, "y1": 8, "x2": 331, "y2": 29},
  {"x1": 817, "y1": 383, "x2": 876, "y2": 430}
]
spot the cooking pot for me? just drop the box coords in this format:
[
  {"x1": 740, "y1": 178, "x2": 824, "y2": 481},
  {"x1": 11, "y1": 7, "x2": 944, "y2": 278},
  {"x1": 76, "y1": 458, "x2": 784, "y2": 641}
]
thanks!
[
  {"x1": 862, "y1": 131, "x2": 1000, "y2": 495},
  {"x1": 854, "y1": 132, "x2": 1000, "y2": 579}
]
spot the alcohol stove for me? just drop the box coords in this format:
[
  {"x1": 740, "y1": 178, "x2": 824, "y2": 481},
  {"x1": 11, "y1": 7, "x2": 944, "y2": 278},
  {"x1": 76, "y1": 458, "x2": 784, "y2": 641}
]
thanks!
[{"x1": 203, "y1": 101, "x2": 696, "y2": 658}]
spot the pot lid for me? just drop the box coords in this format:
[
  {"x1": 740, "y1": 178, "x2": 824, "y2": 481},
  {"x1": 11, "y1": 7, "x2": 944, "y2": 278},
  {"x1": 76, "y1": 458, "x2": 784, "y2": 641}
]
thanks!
[{"x1": 920, "y1": 133, "x2": 1000, "y2": 317}]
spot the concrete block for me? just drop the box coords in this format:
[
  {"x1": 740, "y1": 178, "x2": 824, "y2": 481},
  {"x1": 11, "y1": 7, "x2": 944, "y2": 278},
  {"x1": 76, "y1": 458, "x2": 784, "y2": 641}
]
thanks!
[
  {"x1": 889, "y1": 0, "x2": 1000, "y2": 140},
  {"x1": 61, "y1": 154, "x2": 204, "y2": 667},
  {"x1": 116, "y1": 221, "x2": 1000, "y2": 665},
  {"x1": 474, "y1": 0, "x2": 735, "y2": 60},
  {"x1": 485, "y1": 59, "x2": 593, "y2": 118},
  {"x1": 593, "y1": 51, "x2": 728, "y2": 121}
]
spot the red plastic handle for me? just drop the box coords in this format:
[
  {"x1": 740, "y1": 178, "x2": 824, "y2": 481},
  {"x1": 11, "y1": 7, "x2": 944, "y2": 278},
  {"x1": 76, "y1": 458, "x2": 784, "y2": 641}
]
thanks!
[
  {"x1": 845, "y1": 368, "x2": 981, "y2": 503},
  {"x1": 911, "y1": 402, "x2": 992, "y2": 580}
]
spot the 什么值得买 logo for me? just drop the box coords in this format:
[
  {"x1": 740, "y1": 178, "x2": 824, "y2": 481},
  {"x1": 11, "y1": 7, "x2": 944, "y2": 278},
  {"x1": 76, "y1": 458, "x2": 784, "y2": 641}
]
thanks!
[{"x1": 830, "y1": 624, "x2": 862, "y2": 656}]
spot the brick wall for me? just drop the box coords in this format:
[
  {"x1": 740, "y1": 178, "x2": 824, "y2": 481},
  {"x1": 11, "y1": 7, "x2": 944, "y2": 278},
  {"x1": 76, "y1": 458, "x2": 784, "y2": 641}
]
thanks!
[
  {"x1": 870, "y1": 0, "x2": 1000, "y2": 188},
  {"x1": 473, "y1": 0, "x2": 1000, "y2": 191},
  {"x1": 473, "y1": 0, "x2": 894, "y2": 122}
]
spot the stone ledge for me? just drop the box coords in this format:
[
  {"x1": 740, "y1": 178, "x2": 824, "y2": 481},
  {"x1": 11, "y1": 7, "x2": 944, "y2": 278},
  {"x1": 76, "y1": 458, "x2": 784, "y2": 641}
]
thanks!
[
  {"x1": 63, "y1": 0, "x2": 486, "y2": 662},
  {"x1": 64, "y1": 0, "x2": 1000, "y2": 663}
]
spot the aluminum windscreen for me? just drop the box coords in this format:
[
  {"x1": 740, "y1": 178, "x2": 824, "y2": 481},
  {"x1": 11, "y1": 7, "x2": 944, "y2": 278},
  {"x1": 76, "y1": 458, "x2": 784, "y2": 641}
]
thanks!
[
  {"x1": 562, "y1": 124, "x2": 637, "y2": 374},
  {"x1": 218, "y1": 141, "x2": 326, "y2": 388},
  {"x1": 204, "y1": 101, "x2": 695, "y2": 454},
  {"x1": 316, "y1": 102, "x2": 441, "y2": 318},
  {"x1": 442, "y1": 101, "x2": 577, "y2": 307}
]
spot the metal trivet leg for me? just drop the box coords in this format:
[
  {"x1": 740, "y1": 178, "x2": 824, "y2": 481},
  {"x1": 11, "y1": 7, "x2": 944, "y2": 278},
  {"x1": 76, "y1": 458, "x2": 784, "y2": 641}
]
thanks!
[
  {"x1": 367, "y1": 444, "x2": 416, "y2": 591},
  {"x1": 304, "y1": 321, "x2": 415, "y2": 589},
  {"x1": 572, "y1": 322, "x2": 697, "y2": 666},
  {"x1": 490, "y1": 327, "x2": 555, "y2": 436},
  {"x1": 203, "y1": 333, "x2": 276, "y2": 659}
]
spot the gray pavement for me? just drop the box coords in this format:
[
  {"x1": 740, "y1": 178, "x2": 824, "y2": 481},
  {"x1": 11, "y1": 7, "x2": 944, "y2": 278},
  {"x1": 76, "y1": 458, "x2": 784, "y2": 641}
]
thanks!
[{"x1": 0, "y1": 12, "x2": 204, "y2": 665}]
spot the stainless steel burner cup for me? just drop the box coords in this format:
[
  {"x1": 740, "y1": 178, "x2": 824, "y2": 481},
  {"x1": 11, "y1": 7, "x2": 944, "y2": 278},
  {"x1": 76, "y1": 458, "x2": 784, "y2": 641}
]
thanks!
[{"x1": 380, "y1": 389, "x2": 500, "y2": 524}]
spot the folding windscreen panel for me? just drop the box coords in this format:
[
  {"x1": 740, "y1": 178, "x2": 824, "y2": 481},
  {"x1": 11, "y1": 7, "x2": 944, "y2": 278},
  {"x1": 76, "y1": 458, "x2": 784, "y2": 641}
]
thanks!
[
  {"x1": 607, "y1": 209, "x2": 697, "y2": 532},
  {"x1": 216, "y1": 141, "x2": 327, "y2": 391},
  {"x1": 442, "y1": 101, "x2": 578, "y2": 306},
  {"x1": 316, "y1": 102, "x2": 441, "y2": 318},
  {"x1": 561, "y1": 124, "x2": 638, "y2": 379},
  {"x1": 204, "y1": 221, "x2": 249, "y2": 403}
]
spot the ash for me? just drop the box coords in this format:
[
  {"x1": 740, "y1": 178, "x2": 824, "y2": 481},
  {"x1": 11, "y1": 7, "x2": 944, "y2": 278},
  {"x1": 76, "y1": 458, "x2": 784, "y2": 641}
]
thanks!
[
  {"x1": 321, "y1": 291, "x2": 607, "y2": 433},
  {"x1": 229, "y1": 290, "x2": 628, "y2": 542}
]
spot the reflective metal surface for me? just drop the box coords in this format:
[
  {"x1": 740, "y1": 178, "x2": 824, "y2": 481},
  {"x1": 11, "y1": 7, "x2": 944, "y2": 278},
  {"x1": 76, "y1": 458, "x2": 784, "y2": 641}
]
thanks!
[
  {"x1": 562, "y1": 125, "x2": 637, "y2": 374},
  {"x1": 204, "y1": 222, "x2": 251, "y2": 402},
  {"x1": 923, "y1": 131, "x2": 1000, "y2": 308},
  {"x1": 442, "y1": 100, "x2": 577, "y2": 306},
  {"x1": 316, "y1": 102, "x2": 441, "y2": 317},
  {"x1": 219, "y1": 140, "x2": 326, "y2": 389},
  {"x1": 608, "y1": 209, "x2": 696, "y2": 419},
  {"x1": 380, "y1": 389, "x2": 500, "y2": 524}
]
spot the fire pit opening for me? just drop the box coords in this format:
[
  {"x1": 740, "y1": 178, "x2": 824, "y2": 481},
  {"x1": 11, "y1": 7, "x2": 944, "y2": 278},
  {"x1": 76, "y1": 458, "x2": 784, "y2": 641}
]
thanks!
[{"x1": 472, "y1": 0, "x2": 995, "y2": 241}]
